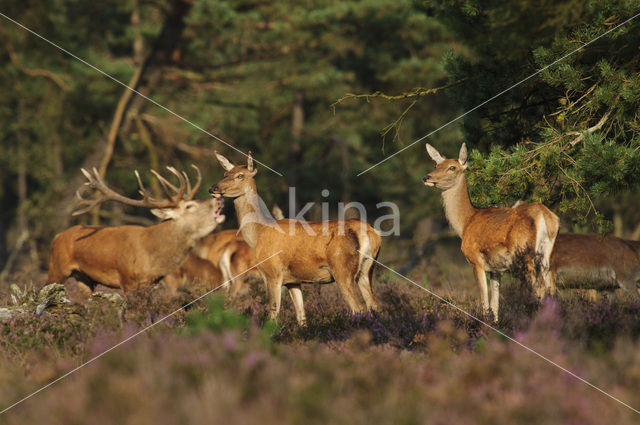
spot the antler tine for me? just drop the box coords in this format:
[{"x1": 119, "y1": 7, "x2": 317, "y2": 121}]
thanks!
[
  {"x1": 165, "y1": 166, "x2": 187, "y2": 201},
  {"x1": 72, "y1": 186, "x2": 100, "y2": 216},
  {"x1": 134, "y1": 169, "x2": 164, "y2": 204},
  {"x1": 185, "y1": 164, "x2": 202, "y2": 200},
  {"x1": 71, "y1": 167, "x2": 175, "y2": 216},
  {"x1": 150, "y1": 169, "x2": 177, "y2": 201},
  {"x1": 150, "y1": 167, "x2": 186, "y2": 204}
]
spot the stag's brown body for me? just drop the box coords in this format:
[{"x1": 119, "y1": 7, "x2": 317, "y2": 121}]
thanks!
[
  {"x1": 423, "y1": 143, "x2": 560, "y2": 320},
  {"x1": 163, "y1": 252, "x2": 223, "y2": 294},
  {"x1": 47, "y1": 166, "x2": 224, "y2": 292},
  {"x1": 210, "y1": 152, "x2": 381, "y2": 325},
  {"x1": 551, "y1": 233, "x2": 640, "y2": 297}
]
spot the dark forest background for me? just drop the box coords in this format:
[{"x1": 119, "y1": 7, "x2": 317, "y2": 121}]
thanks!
[{"x1": 1, "y1": 0, "x2": 639, "y2": 281}]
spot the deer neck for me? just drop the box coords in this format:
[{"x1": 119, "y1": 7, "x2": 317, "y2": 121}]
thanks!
[
  {"x1": 232, "y1": 180, "x2": 272, "y2": 249},
  {"x1": 441, "y1": 176, "x2": 476, "y2": 238},
  {"x1": 146, "y1": 220, "x2": 193, "y2": 272}
]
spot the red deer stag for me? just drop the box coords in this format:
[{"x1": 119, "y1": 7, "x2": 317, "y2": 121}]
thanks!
[
  {"x1": 48, "y1": 166, "x2": 225, "y2": 292},
  {"x1": 423, "y1": 143, "x2": 560, "y2": 320},
  {"x1": 551, "y1": 233, "x2": 640, "y2": 298},
  {"x1": 209, "y1": 152, "x2": 381, "y2": 325}
]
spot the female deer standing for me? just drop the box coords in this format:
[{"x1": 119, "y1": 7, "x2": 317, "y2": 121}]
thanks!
[
  {"x1": 209, "y1": 152, "x2": 381, "y2": 325},
  {"x1": 423, "y1": 143, "x2": 560, "y2": 320}
]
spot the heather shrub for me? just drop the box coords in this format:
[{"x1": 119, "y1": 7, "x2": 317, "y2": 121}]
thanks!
[
  {"x1": 3, "y1": 274, "x2": 640, "y2": 424},
  {"x1": 2, "y1": 304, "x2": 640, "y2": 425}
]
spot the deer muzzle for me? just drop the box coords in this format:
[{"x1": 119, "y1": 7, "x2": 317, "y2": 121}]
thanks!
[
  {"x1": 422, "y1": 175, "x2": 436, "y2": 187},
  {"x1": 209, "y1": 185, "x2": 223, "y2": 198}
]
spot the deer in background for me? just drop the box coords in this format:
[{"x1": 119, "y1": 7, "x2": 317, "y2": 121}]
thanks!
[
  {"x1": 551, "y1": 233, "x2": 640, "y2": 298},
  {"x1": 209, "y1": 152, "x2": 381, "y2": 325},
  {"x1": 423, "y1": 143, "x2": 560, "y2": 320},
  {"x1": 192, "y1": 230, "x2": 258, "y2": 297},
  {"x1": 190, "y1": 206, "x2": 281, "y2": 297},
  {"x1": 163, "y1": 252, "x2": 223, "y2": 295},
  {"x1": 48, "y1": 166, "x2": 225, "y2": 292}
]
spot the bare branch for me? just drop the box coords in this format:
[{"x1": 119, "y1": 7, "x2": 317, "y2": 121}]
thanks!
[
  {"x1": 3, "y1": 37, "x2": 68, "y2": 90},
  {"x1": 330, "y1": 79, "x2": 466, "y2": 112}
]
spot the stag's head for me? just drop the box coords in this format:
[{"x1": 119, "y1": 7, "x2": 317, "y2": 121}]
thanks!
[
  {"x1": 422, "y1": 143, "x2": 468, "y2": 191},
  {"x1": 74, "y1": 165, "x2": 225, "y2": 239},
  {"x1": 209, "y1": 151, "x2": 257, "y2": 199}
]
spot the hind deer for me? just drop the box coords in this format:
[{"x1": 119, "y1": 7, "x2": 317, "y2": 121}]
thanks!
[
  {"x1": 192, "y1": 205, "x2": 282, "y2": 297},
  {"x1": 209, "y1": 152, "x2": 381, "y2": 325},
  {"x1": 551, "y1": 233, "x2": 640, "y2": 298},
  {"x1": 47, "y1": 166, "x2": 225, "y2": 292},
  {"x1": 192, "y1": 230, "x2": 259, "y2": 297},
  {"x1": 163, "y1": 252, "x2": 223, "y2": 295},
  {"x1": 423, "y1": 143, "x2": 560, "y2": 320}
]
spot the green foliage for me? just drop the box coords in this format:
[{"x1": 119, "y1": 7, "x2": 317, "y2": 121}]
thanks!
[
  {"x1": 423, "y1": 0, "x2": 640, "y2": 230},
  {"x1": 184, "y1": 296, "x2": 249, "y2": 333},
  {"x1": 184, "y1": 295, "x2": 280, "y2": 348}
]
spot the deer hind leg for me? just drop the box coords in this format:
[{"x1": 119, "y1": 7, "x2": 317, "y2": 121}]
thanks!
[
  {"x1": 489, "y1": 272, "x2": 500, "y2": 321},
  {"x1": 328, "y1": 237, "x2": 364, "y2": 314},
  {"x1": 356, "y1": 255, "x2": 379, "y2": 312},
  {"x1": 617, "y1": 267, "x2": 640, "y2": 300},
  {"x1": 536, "y1": 213, "x2": 558, "y2": 297},
  {"x1": 286, "y1": 283, "x2": 307, "y2": 325},
  {"x1": 472, "y1": 264, "x2": 490, "y2": 317},
  {"x1": 219, "y1": 249, "x2": 233, "y2": 293},
  {"x1": 328, "y1": 258, "x2": 364, "y2": 314}
]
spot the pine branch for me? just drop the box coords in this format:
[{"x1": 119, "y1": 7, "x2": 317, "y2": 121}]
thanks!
[{"x1": 566, "y1": 97, "x2": 619, "y2": 147}]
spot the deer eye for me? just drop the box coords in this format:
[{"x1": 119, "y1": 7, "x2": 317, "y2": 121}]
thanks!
[
  {"x1": 186, "y1": 203, "x2": 196, "y2": 210},
  {"x1": 448, "y1": 165, "x2": 456, "y2": 171},
  {"x1": 236, "y1": 174, "x2": 244, "y2": 180}
]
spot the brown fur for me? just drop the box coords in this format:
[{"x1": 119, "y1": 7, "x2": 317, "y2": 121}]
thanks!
[
  {"x1": 163, "y1": 252, "x2": 223, "y2": 294},
  {"x1": 210, "y1": 152, "x2": 382, "y2": 325},
  {"x1": 194, "y1": 230, "x2": 260, "y2": 297},
  {"x1": 551, "y1": 233, "x2": 640, "y2": 297},
  {"x1": 424, "y1": 143, "x2": 560, "y2": 320},
  {"x1": 47, "y1": 197, "x2": 224, "y2": 292}
]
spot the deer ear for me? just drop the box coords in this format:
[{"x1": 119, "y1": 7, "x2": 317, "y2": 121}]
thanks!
[
  {"x1": 425, "y1": 143, "x2": 445, "y2": 165},
  {"x1": 271, "y1": 204, "x2": 284, "y2": 220},
  {"x1": 150, "y1": 208, "x2": 175, "y2": 220},
  {"x1": 458, "y1": 143, "x2": 468, "y2": 169},
  {"x1": 215, "y1": 151, "x2": 235, "y2": 171},
  {"x1": 247, "y1": 151, "x2": 256, "y2": 174}
]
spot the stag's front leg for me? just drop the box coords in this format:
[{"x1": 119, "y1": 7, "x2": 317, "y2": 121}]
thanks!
[
  {"x1": 286, "y1": 283, "x2": 307, "y2": 326},
  {"x1": 471, "y1": 264, "x2": 490, "y2": 317},
  {"x1": 489, "y1": 272, "x2": 500, "y2": 321}
]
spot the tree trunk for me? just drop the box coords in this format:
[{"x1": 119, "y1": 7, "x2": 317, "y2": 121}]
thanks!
[{"x1": 48, "y1": 0, "x2": 193, "y2": 231}]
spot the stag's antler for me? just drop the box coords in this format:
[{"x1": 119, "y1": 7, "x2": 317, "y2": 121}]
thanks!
[{"x1": 72, "y1": 166, "x2": 203, "y2": 216}]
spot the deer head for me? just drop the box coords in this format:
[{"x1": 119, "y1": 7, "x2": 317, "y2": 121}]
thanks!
[
  {"x1": 74, "y1": 165, "x2": 225, "y2": 239},
  {"x1": 422, "y1": 143, "x2": 468, "y2": 191},
  {"x1": 209, "y1": 151, "x2": 257, "y2": 199}
]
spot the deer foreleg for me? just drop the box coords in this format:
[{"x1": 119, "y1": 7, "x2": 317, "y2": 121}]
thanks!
[
  {"x1": 489, "y1": 272, "x2": 500, "y2": 321},
  {"x1": 472, "y1": 264, "x2": 490, "y2": 317}
]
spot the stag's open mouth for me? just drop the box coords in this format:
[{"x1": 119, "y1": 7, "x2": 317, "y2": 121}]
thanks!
[{"x1": 213, "y1": 199, "x2": 226, "y2": 223}]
